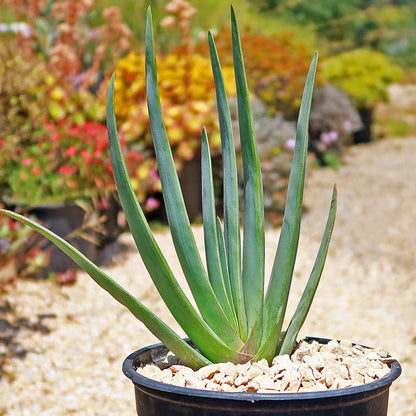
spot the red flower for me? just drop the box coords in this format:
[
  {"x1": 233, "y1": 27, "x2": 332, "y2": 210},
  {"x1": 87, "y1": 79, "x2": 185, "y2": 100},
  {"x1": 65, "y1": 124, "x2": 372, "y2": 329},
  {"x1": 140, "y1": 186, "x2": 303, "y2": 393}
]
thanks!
[
  {"x1": 80, "y1": 149, "x2": 93, "y2": 164},
  {"x1": 51, "y1": 132, "x2": 61, "y2": 142},
  {"x1": 58, "y1": 165, "x2": 75, "y2": 176},
  {"x1": 7, "y1": 218, "x2": 16, "y2": 231},
  {"x1": 31, "y1": 166, "x2": 41, "y2": 175},
  {"x1": 85, "y1": 122, "x2": 99, "y2": 135},
  {"x1": 67, "y1": 126, "x2": 81, "y2": 135},
  {"x1": 128, "y1": 150, "x2": 144, "y2": 163},
  {"x1": 65, "y1": 145, "x2": 78, "y2": 157}
]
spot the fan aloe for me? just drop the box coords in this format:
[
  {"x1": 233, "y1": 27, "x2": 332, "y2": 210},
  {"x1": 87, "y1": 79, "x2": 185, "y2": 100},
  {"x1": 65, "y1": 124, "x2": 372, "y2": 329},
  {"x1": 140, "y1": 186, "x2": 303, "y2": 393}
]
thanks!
[{"x1": 0, "y1": 6, "x2": 337, "y2": 370}]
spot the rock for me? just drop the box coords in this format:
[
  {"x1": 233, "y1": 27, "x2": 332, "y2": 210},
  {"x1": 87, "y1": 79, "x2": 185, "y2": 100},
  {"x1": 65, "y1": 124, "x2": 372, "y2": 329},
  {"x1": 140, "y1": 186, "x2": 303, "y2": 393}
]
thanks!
[
  {"x1": 234, "y1": 375, "x2": 249, "y2": 387},
  {"x1": 136, "y1": 339, "x2": 393, "y2": 394},
  {"x1": 196, "y1": 363, "x2": 220, "y2": 380}
]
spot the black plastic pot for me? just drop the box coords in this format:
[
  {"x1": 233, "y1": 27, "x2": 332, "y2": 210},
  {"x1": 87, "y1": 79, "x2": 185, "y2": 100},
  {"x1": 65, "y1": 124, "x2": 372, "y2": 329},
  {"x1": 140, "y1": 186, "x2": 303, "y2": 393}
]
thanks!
[
  {"x1": 30, "y1": 203, "x2": 98, "y2": 272},
  {"x1": 353, "y1": 107, "x2": 373, "y2": 144},
  {"x1": 123, "y1": 338, "x2": 401, "y2": 416}
]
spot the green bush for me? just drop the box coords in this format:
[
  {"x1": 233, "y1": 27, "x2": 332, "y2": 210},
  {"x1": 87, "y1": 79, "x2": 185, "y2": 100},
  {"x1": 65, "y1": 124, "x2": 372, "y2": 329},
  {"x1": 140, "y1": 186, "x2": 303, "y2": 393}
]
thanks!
[{"x1": 320, "y1": 49, "x2": 403, "y2": 109}]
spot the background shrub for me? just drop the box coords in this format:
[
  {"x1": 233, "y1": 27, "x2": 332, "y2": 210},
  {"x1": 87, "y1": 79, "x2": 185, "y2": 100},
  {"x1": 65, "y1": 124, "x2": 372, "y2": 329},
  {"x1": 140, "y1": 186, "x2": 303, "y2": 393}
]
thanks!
[
  {"x1": 196, "y1": 28, "x2": 314, "y2": 119},
  {"x1": 320, "y1": 49, "x2": 403, "y2": 110},
  {"x1": 308, "y1": 83, "x2": 362, "y2": 166}
]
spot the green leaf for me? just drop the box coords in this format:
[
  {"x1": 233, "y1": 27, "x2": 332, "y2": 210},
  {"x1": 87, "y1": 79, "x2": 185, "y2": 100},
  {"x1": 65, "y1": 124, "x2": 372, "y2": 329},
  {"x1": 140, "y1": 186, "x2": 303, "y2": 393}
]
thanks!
[
  {"x1": 216, "y1": 217, "x2": 234, "y2": 308},
  {"x1": 208, "y1": 30, "x2": 244, "y2": 336},
  {"x1": 0, "y1": 209, "x2": 210, "y2": 370},
  {"x1": 107, "y1": 69, "x2": 244, "y2": 364},
  {"x1": 278, "y1": 186, "x2": 337, "y2": 355},
  {"x1": 254, "y1": 52, "x2": 319, "y2": 362},
  {"x1": 231, "y1": 6, "x2": 265, "y2": 342},
  {"x1": 145, "y1": 8, "x2": 242, "y2": 350},
  {"x1": 201, "y1": 127, "x2": 238, "y2": 329}
]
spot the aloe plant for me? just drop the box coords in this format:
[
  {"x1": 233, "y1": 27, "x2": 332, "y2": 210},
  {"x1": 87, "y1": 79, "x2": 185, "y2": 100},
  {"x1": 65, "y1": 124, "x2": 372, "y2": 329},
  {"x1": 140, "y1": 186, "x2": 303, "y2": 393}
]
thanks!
[{"x1": 0, "y1": 6, "x2": 337, "y2": 370}]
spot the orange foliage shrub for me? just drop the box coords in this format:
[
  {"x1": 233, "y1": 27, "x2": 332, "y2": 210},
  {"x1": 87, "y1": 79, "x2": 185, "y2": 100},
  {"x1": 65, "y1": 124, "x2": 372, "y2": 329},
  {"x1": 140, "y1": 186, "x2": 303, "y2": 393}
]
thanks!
[{"x1": 196, "y1": 28, "x2": 314, "y2": 118}]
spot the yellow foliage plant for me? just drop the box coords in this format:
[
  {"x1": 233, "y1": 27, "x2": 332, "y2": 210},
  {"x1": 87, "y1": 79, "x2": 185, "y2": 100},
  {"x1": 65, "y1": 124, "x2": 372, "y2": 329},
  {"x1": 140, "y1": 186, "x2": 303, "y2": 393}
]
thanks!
[{"x1": 114, "y1": 51, "x2": 236, "y2": 167}]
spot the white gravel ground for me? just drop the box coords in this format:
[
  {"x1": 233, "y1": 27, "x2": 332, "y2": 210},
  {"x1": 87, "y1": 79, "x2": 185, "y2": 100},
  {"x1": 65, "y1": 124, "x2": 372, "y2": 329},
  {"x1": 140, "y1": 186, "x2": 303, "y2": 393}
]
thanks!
[{"x1": 1, "y1": 137, "x2": 415, "y2": 415}]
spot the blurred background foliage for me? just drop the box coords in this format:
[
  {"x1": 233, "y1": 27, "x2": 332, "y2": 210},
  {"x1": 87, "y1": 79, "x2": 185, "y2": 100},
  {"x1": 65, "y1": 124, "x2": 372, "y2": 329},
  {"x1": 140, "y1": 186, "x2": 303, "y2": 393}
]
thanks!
[
  {"x1": 249, "y1": 0, "x2": 416, "y2": 66},
  {"x1": 0, "y1": 0, "x2": 415, "y2": 281},
  {"x1": 95, "y1": 0, "x2": 416, "y2": 68}
]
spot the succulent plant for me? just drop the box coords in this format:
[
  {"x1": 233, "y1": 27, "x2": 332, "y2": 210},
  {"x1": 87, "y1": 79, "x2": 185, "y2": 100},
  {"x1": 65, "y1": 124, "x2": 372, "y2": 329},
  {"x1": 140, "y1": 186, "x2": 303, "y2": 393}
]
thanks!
[{"x1": 1, "y1": 6, "x2": 336, "y2": 370}]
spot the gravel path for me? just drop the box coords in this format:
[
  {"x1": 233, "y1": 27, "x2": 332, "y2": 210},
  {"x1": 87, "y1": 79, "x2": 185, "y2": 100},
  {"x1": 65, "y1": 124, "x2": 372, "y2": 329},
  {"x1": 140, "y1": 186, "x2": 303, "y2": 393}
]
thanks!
[{"x1": 1, "y1": 137, "x2": 415, "y2": 415}]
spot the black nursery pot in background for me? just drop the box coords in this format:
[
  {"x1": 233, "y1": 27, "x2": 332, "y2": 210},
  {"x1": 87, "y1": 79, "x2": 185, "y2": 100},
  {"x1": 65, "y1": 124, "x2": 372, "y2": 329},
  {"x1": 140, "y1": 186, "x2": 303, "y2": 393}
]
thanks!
[
  {"x1": 123, "y1": 339, "x2": 401, "y2": 416},
  {"x1": 30, "y1": 203, "x2": 97, "y2": 272},
  {"x1": 353, "y1": 107, "x2": 374, "y2": 144},
  {"x1": 27, "y1": 194, "x2": 121, "y2": 273}
]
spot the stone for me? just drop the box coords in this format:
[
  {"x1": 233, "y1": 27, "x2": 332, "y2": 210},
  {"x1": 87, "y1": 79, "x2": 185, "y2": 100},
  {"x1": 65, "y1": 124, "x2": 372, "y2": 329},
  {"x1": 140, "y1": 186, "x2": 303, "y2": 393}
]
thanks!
[
  {"x1": 250, "y1": 375, "x2": 275, "y2": 390},
  {"x1": 196, "y1": 363, "x2": 220, "y2": 380},
  {"x1": 234, "y1": 375, "x2": 249, "y2": 387},
  {"x1": 136, "y1": 339, "x2": 393, "y2": 394},
  {"x1": 246, "y1": 364, "x2": 265, "y2": 380}
]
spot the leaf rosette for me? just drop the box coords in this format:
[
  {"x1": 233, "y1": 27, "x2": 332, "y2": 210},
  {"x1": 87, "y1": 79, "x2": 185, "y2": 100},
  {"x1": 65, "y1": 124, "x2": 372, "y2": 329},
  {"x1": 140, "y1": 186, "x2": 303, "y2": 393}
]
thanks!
[{"x1": 1, "y1": 6, "x2": 336, "y2": 369}]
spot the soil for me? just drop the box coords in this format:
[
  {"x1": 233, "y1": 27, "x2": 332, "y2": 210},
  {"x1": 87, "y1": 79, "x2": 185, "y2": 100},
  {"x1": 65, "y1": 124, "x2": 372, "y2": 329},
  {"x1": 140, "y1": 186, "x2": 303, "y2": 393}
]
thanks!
[{"x1": 0, "y1": 137, "x2": 415, "y2": 415}]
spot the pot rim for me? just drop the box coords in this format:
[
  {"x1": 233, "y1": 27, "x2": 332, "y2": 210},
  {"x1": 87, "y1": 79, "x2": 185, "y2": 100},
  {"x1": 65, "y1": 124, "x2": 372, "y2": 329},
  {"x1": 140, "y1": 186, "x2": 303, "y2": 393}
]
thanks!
[{"x1": 123, "y1": 336, "x2": 401, "y2": 401}]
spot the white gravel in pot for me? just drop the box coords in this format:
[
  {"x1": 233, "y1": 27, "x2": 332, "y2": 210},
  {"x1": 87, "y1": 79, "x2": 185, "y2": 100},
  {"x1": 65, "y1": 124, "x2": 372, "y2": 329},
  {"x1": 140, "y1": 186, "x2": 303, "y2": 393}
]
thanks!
[
  {"x1": 1, "y1": 137, "x2": 415, "y2": 415},
  {"x1": 137, "y1": 339, "x2": 393, "y2": 393}
]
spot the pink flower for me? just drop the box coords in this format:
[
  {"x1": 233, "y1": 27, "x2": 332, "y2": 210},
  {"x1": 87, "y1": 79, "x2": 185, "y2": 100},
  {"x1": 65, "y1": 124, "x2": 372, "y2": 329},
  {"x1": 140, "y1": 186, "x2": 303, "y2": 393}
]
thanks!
[
  {"x1": 46, "y1": 151, "x2": 55, "y2": 161},
  {"x1": 320, "y1": 133, "x2": 331, "y2": 145},
  {"x1": 128, "y1": 150, "x2": 144, "y2": 163},
  {"x1": 328, "y1": 131, "x2": 338, "y2": 141},
  {"x1": 320, "y1": 131, "x2": 338, "y2": 145},
  {"x1": 51, "y1": 132, "x2": 61, "y2": 142},
  {"x1": 96, "y1": 134, "x2": 107, "y2": 145},
  {"x1": 85, "y1": 122, "x2": 97, "y2": 135},
  {"x1": 80, "y1": 149, "x2": 93, "y2": 164},
  {"x1": 65, "y1": 145, "x2": 78, "y2": 157},
  {"x1": 22, "y1": 158, "x2": 33, "y2": 166},
  {"x1": 145, "y1": 197, "x2": 160, "y2": 211},
  {"x1": 58, "y1": 165, "x2": 75, "y2": 176},
  {"x1": 67, "y1": 126, "x2": 81, "y2": 135},
  {"x1": 285, "y1": 139, "x2": 296, "y2": 150}
]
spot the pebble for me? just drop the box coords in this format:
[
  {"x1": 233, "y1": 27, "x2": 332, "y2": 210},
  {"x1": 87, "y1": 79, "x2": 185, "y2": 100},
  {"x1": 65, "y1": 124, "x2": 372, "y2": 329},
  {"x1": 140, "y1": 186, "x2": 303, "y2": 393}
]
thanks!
[{"x1": 136, "y1": 339, "x2": 392, "y2": 393}]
